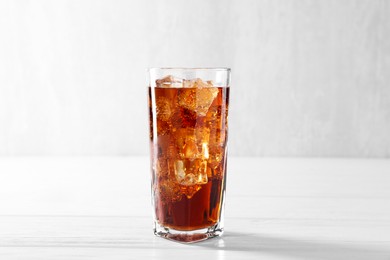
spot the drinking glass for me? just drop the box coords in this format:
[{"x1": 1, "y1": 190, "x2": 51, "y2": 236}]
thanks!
[{"x1": 147, "y1": 68, "x2": 230, "y2": 243}]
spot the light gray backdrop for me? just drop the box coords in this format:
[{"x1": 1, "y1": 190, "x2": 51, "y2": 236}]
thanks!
[{"x1": 0, "y1": 0, "x2": 389, "y2": 157}]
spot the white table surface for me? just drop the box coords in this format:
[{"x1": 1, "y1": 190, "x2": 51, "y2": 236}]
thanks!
[{"x1": 0, "y1": 157, "x2": 389, "y2": 260}]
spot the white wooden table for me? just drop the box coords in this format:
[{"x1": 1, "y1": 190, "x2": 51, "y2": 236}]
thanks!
[{"x1": 0, "y1": 157, "x2": 389, "y2": 260}]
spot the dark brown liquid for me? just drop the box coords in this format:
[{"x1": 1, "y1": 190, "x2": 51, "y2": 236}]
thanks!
[{"x1": 149, "y1": 86, "x2": 229, "y2": 230}]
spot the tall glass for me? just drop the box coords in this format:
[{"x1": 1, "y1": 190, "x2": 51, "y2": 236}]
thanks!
[{"x1": 147, "y1": 68, "x2": 230, "y2": 243}]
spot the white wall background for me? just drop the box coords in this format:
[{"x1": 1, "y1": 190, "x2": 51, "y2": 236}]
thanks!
[{"x1": 0, "y1": 0, "x2": 389, "y2": 157}]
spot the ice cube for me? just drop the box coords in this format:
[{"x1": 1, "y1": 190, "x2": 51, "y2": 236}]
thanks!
[
  {"x1": 178, "y1": 86, "x2": 218, "y2": 116},
  {"x1": 195, "y1": 127, "x2": 210, "y2": 146},
  {"x1": 174, "y1": 159, "x2": 208, "y2": 186},
  {"x1": 176, "y1": 128, "x2": 209, "y2": 160},
  {"x1": 208, "y1": 149, "x2": 224, "y2": 169},
  {"x1": 194, "y1": 78, "x2": 213, "y2": 88},
  {"x1": 174, "y1": 160, "x2": 186, "y2": 182},
  {"x1": 208, "y1": 126, "x2": 226, "y2": 149},
  {"x1": 156, "y1": 96, "x2": 172, "y2": 122},
  {"x1": 183, "y1": 78, "x2": 214, "y2": 88},
  {"x1": 156, "y1": 75, "x2": 183, "y2": 88},
  {"x1": 183, "y1": 79, "x2": 196, "y2": 88},
  {"x1": 181, "y1": 138, "x2": 199, "y2": 160},
  {"x1": 180, "y1": 185, "x2": 202, "y2": 199},
  {"x1": 171, "y1": 106, "x2": 197, "y2": 128},
  {"x1": 157, "y1": 119, "x2": 170, "y2": 136}
]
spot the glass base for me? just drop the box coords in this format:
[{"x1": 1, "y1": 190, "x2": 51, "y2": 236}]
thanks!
[{"x1": 153, "y1": 221, "x2": 224, "y2": 243}]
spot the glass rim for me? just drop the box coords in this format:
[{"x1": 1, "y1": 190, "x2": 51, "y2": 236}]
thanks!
[{"x1": 148, "y1": 67, "x2": 231, "y2": 72}]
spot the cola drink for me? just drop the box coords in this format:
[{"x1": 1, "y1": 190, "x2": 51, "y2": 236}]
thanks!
[{"x1": 148, "y1": 69, "x2": 230, "y2": 243}]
